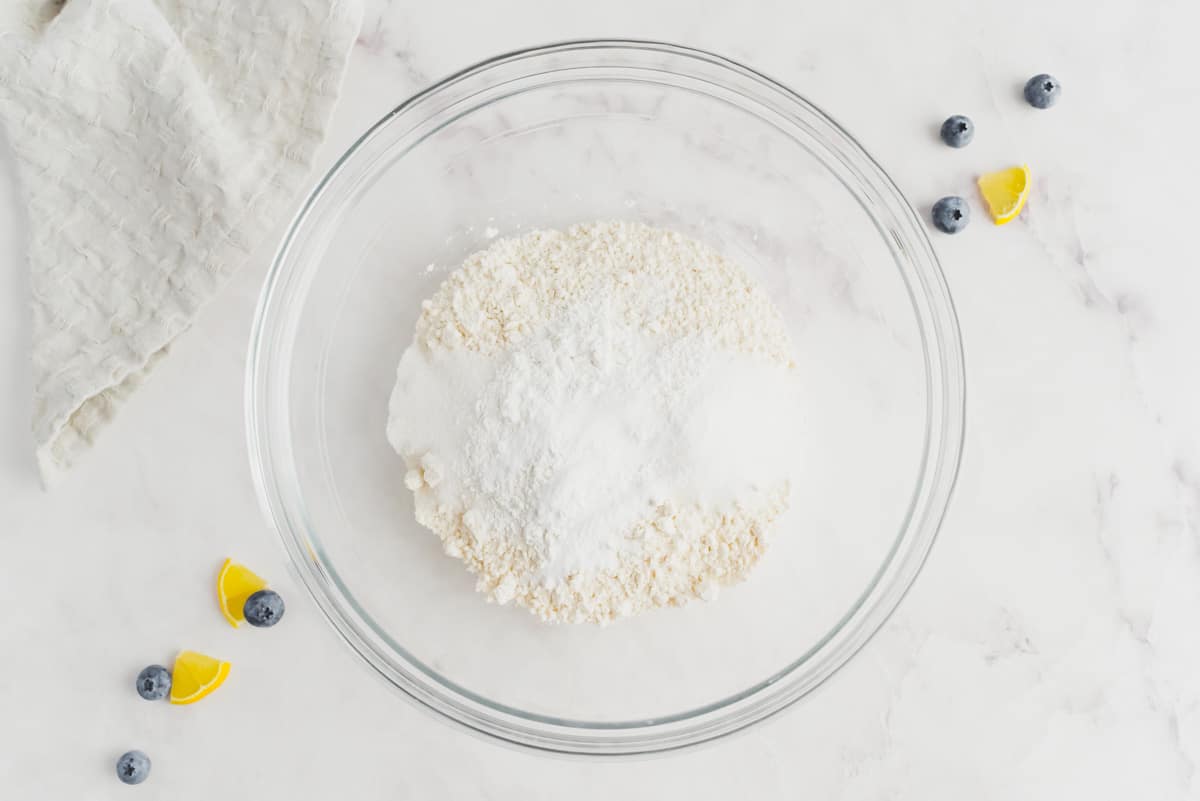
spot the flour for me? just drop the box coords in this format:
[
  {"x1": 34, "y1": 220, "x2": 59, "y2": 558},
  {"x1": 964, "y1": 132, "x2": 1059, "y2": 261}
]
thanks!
[{"x1": 387, "y1": 221, "x2": 803, "y2": 623}]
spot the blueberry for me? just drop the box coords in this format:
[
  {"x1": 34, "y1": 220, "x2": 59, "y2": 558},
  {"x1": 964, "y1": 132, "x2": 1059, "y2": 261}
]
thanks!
[
  {"x1": 243, "y1": 589, "x2": 285, "y2": 627},
  {"x1": 939, "y1": 115, "x2": 974, "y2": 148},
  {"x1": 135, "y1": 665, "x2": 171, "y2": 701},
  {"x1": 1023, "y1": 74, "x2": 1061, "y2": 109},
  {"x1": 931, "y1": 196, "x2": 970, "y2": 234},
  {"x1": 116, "y1": 750, "x2": 150, "y2": 785}
]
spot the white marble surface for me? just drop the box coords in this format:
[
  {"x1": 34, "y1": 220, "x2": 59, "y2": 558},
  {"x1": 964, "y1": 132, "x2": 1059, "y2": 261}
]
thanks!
[{"x1": 2, "y1": 0, "x2": 1199, "y2": 797}]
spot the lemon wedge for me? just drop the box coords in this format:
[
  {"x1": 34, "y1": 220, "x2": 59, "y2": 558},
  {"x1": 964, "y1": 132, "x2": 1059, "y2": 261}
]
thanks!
[
  {"x1": 169, "y1": 650, "x2": 231, "y2": 705},
  {"x1": 977, "y1": 164, "x2": 1031, "y2": 225},
  {"x1": 217, "y1": 558, "x2": 268, "y2": 627}
]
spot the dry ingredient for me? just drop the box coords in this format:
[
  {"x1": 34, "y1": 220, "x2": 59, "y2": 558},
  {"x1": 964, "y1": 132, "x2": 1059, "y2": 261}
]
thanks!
[{"x1": 387, "y1": 220, "x2": 803, "y2": 624}]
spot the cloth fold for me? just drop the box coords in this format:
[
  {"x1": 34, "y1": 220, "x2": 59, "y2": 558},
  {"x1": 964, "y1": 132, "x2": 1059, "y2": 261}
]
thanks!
[{"x1": 0, "y1": 0, "x2": 360, "y2": 482}]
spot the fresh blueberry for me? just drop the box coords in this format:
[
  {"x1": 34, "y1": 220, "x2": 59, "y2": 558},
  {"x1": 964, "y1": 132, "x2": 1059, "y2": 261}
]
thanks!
[
  {"x1": 1023, "y1": 74, "x2": 1062, "y2": 109},
  {"x1": 135, "y1": 665, "x2": 171, "y2": 701},
  {"x1": 931, "y1": 196, "x2": 970, "y2": 234},
  {"x1": 939, "y1": 115, "x2": 974, "y2": 148},
  {"x1": 243, "y1": 589, "x2": 285, "y2": 627},
  {"x1": 116, "y1": 750, "x2": 150, "y2": 785}
]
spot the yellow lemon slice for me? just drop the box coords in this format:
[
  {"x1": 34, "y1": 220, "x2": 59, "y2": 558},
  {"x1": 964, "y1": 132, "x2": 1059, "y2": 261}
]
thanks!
[
  {"x1": 217, "y1": 558, "x2": 268, "y2": 627},
  {"x1": 169, "y1": 650, "x2": 231, "y2": 705},
  {"x1": 977, "y1": 164, "x2": 1031, "y2": 225}
]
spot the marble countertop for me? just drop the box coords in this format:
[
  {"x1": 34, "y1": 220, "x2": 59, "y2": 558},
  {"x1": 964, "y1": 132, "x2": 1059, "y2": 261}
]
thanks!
[{"x1": 2, "y1": 0, "x2": 1199, "y2": 797}]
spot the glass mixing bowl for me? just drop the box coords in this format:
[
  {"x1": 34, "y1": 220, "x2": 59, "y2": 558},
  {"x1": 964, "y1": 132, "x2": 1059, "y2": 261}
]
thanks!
[{"x1": 247, "y1": 40, "x2": 965, "y2": 755}]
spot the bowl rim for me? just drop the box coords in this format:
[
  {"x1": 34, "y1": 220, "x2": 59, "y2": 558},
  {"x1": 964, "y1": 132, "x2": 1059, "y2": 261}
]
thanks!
[{"x1": 246, "y1": 38, "x2": 966, "y2": 756}]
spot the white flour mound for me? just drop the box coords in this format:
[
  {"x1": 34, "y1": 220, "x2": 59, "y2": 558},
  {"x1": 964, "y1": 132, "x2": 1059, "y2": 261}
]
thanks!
[{"x1": 387, "y1": 221, "x2": 803, "y2": 624}]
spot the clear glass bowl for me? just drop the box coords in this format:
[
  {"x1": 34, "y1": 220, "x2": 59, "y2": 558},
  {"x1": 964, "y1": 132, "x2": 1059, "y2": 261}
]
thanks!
[{"x1": 247, "y1": 40, "x2": 965, "y2": 755}]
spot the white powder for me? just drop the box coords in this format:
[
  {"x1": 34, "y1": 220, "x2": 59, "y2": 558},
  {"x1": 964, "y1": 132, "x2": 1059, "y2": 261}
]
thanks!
[{"x1": 387, "y1": 221, "x2": 803, "y2": 624}]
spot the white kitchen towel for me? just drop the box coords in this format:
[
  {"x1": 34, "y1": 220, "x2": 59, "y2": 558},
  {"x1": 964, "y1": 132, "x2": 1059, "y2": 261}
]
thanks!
[{"x1": 0, "y1": 0, "x2": 360, "y2": 482}]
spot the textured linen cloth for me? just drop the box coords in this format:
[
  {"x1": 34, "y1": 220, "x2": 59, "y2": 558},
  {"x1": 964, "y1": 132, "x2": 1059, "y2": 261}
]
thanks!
[{"x1": 0, "y1": 0, "x2": 360, "y2": 481}]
